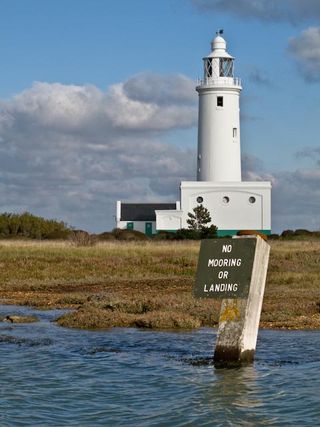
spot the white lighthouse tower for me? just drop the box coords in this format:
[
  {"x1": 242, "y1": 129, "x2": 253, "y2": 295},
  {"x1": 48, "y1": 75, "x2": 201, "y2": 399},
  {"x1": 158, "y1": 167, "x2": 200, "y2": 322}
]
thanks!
[
  {"x1": 197, "y1": 32, "x2": 242, "y2": 182},
  {"x1": 155, "y1": 32, "x2": 272, "y2": 236}
]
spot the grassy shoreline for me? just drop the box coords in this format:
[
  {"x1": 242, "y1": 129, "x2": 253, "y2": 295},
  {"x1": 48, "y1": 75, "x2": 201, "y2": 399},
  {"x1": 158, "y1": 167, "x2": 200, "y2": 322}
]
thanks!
[{"x1": 0, "y1": 239, "x2": 319, "y2": 330}]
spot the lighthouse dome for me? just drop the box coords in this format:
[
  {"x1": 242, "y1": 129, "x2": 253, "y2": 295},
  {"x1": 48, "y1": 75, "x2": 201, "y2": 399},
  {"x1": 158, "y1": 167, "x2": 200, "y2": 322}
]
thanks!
[
  {"x1": 208, "y1": 34, "x2": 233, "y2": 58},
  {"x1": 211, "y1": 35, "x2": 226, "y2": 51}
]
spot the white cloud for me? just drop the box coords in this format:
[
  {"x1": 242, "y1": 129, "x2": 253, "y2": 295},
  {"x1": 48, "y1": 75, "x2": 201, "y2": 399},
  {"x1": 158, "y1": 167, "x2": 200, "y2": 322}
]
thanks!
[
  {"x1": 287, "y1": 27, "x2": 320, "y2": 81},
  {"x1": 106, "y1": 82, "x2": 196, "y2": 131},
  {"x1": 271, "y1": 168, "x2": 320, "y2": 232},
  {"x1": 123, "y1": 73, "x2": 196, "y2": 106},
  {"x1": 0, "y1": 74, "x2": 197, "y2": 231},
  {"x1": 1, "y1": 73, "x2": 319, "y2": 233},
  {"x1": 242, "y1": 153, "x2": 320, "y2": 233},
  {"x1": 0, "y1": 75, "x2": 197, "y2": 137}
]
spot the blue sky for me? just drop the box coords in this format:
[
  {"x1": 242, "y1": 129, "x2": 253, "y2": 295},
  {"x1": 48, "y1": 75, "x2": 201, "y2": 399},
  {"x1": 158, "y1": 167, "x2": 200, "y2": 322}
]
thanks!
[{"x1": 0, "y1": 0, "x2": 320, "y2": 233}]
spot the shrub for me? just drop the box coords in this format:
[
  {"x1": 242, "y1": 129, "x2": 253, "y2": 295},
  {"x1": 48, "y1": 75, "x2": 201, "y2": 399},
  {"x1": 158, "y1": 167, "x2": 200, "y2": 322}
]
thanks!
[
  {"x1": 45, "y1": 229, "x2": 72, "y2": 240},
  {"x1": 152, "y1": 231, "x2": 177, "y2": 240},
  {"x1": 200, "y1": 224, "x2": 218, "y2": 239},
  {"x1": 0, "y1": 212, "x2": 71, "y2": 239},
  {"x1": 96, "y1": 232, "x2": 116, "y2": 241},
  {"x1": 269, "y1": 234, "x2": 280, "y2": 240},
  {"x1": 111, "y1": 228, "x2": 149, "y2": 241},
  {"x1": 281, "y1": 230, "x2": 295, "y2": 238},
  {"x1": 69, "y1": 230, "x2": 97, "y2": 247},
  {"x1": 294, "y1": 229, "x2": 312, "y2": 236},
  {"x1": 176, "y1": 228, "x2": 201, "y2": 240}
]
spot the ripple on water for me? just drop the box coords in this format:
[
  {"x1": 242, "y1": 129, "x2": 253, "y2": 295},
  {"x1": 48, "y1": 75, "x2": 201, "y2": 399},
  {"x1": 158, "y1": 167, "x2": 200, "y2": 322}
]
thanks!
[{"x1": 0, "y1": 305, "x2": 319, "y2": 426}]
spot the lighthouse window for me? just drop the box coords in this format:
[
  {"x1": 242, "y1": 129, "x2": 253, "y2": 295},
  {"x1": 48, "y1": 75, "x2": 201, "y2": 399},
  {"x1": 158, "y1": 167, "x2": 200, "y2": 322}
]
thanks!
[
  {"x1": 205, "y1": 58, "x2": 213, "y2": 78},
  {"x1": 197, "y1": 196, "x2": 203, "y2": 203},
  {"x1": 233, "y1": 128, "x2": 237, "y2": 138},
  {"x1": 219, "y1": 58, "x2": 233, "y2": 77},
  {"x1": 249, "y1": 196, "x2": 256, "y2": 204},
  {"x1": 217, "y1": 96, "x2": 223, "y2": 107}
]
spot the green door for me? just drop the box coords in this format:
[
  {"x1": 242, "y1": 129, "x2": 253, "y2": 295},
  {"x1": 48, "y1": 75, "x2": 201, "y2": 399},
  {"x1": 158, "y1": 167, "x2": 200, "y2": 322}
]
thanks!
[
  {"x1": 127, "y1": 222, "x2": 134, "y2": 230},
  {"x1": 145, "y1": 222, "x2": 153, "y2": 236}
]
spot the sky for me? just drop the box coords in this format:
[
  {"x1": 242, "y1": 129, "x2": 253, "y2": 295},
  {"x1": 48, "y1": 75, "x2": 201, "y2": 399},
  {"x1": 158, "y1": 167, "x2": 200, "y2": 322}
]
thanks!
[{"x1": 0, "y1": 0, "x2": 320, "y2": 233}]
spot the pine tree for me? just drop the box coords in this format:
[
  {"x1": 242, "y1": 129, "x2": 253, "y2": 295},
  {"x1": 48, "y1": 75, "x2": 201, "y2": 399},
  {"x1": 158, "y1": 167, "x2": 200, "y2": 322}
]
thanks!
[
  {"x1": 184, "y1": 204, "x2": 218, "y2": 238},
  {"x1": 186, "y1": 204, "x2": 212, "y2": 231}
]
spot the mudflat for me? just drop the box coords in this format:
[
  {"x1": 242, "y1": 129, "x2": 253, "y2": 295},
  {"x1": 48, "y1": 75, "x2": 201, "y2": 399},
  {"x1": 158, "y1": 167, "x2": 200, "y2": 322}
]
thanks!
[{"x1": 0, "y1": 239, "x2": 319, "y2": 330}]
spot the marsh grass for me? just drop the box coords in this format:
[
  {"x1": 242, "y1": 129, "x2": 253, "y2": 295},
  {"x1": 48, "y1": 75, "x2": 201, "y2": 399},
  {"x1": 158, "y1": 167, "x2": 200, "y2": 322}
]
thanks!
[{"x1": 0, "y1": 239, "x2": 319, "y2": 330}]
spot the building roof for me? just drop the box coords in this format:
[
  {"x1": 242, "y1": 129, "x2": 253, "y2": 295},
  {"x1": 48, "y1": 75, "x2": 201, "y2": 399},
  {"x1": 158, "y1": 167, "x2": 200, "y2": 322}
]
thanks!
[{"x1": 121, "y1": 203, "x2": 176, "y2": 221}]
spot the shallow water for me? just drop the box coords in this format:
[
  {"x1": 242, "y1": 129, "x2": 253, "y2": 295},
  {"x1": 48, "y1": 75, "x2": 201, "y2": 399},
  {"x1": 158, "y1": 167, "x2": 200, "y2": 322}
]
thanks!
[{"x1": 0, "y1": 305, "x2": 319, "y2": 426}]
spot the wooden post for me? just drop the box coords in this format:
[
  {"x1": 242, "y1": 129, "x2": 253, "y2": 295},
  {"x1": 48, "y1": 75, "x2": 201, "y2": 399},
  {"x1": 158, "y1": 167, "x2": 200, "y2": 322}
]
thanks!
[{"x1": 213, "y1": 236, "x2": 270, "y2": 367}]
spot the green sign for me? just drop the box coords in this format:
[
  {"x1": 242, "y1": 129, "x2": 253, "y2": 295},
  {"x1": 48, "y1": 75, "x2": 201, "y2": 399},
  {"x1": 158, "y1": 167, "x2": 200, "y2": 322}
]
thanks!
[{"x1": 194, "y1": 238, "x2": 256, "y2": 299}]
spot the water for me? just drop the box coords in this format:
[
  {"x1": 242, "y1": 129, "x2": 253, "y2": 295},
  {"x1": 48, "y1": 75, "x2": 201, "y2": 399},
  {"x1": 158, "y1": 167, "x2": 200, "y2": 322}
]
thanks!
[{"x1": 0, "y1": 305, "x2": 319, "y2": 426}]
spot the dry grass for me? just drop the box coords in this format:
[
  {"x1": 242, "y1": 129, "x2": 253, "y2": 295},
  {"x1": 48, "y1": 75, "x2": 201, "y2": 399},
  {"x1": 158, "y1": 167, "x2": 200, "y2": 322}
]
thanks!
[
  {"x1": 0, "y1": 239, "x2": 319, "y2": 330},
  {"x1": 261, "y1": 239, "x2": 320, "y2": 329}
]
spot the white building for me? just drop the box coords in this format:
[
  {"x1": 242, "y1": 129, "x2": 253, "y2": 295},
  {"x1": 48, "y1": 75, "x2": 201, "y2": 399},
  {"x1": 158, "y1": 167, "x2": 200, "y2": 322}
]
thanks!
[
  {"x1": 117, "y1": 32, "x2": 271, "y2": 236},
  {"x1": 116, "y1": 201, "x2": 180, "y2": 236}
]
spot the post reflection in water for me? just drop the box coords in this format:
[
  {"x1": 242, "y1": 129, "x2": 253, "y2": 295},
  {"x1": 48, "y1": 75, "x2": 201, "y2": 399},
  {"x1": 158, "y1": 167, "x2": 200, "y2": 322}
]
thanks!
[{"x1": 192, "y1": 366, "x2": 278, "y2": 426}]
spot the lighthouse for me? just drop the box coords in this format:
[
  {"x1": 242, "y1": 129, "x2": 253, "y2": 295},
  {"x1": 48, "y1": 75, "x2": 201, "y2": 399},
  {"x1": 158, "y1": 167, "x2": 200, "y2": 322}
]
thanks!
[
  {"x1": 117, "y1": 32, "x2": 272, "y2": 237},
  {"x1": 155, "y1": 32, "x2": 271, "y2": 236},
  {"x1": 197, "y1": 32, "x2": 242, "y2": 182}
]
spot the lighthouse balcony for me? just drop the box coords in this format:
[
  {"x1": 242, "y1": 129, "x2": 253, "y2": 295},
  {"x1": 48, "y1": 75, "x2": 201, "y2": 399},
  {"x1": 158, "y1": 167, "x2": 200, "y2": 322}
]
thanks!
[{"x1": 197, "y1": 77, "x2": 242, "y2": 88}]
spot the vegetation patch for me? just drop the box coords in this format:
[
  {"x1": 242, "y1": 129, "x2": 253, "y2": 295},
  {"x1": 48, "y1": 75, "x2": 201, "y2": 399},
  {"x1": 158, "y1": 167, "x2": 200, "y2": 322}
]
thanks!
[
  {"x1": 56, "y1": 307, "x2": 136, "y2": 329},
  {"x1": 0, "y1": 212, "x2": 71, "y2": 240},
  {"x1": 2, "y1": 315, "x2": 39, "y2": 323},
  {"x1": 134, "y1": 311, "x2": 201, "y2": 329},
  {"x1": 0, "y1": 239, "x2": 319, "y2": 330}
]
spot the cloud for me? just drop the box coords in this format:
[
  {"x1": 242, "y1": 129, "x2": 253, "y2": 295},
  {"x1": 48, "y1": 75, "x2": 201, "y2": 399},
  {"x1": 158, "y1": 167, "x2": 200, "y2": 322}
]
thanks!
[
  {"x1": 248, "y1": 68, "x2": 272, "y2": 87},
  {"x1": 0, "y1": 74, "x2": 197, "y2": 231},
  {"x1": 296, "y1": 146, "x2": 320, "y2": 159},
  {"x1": 271, "y1": 168, "x2": 320, "y2": 232},
  {"x1": 107, "y1": 81, "x2": 197, "y2": 132},
  {"x1": 242, "y1": 154, "x2": 275, "y2": 184},
  {"x1": 242, "y1": 153, "x2": 320, "y2": 232},
  {"x1": 192, "y1": 0, "x2": 320, "y2": 23},
  {"x1": 1, "y1": 73, "x2": 319, "y2": 234},
  {"x1": 287, "y1": 27, "x2": 320, "y2": 81},
  {"x1": 123, "y1": 73, "x2": 196, "y2": 106},
  {"x1": 296, "y1": 146, "x2": 320, "y2": 168},
  {"x1": 0, "y1": 76, "x2": 197, "y2": 136}
]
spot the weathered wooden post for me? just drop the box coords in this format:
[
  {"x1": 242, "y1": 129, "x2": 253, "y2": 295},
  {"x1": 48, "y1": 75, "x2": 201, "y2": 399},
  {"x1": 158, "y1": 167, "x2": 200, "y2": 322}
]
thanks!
[{"x1": 194, "y1": 235, "x2": 270, "y2": 367}]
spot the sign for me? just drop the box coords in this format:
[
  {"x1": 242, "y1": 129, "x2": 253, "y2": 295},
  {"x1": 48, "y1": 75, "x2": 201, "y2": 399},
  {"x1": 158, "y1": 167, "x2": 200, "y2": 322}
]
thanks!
[{"x1": 194, "y1": 238, "x2": 256, "y2": 299}]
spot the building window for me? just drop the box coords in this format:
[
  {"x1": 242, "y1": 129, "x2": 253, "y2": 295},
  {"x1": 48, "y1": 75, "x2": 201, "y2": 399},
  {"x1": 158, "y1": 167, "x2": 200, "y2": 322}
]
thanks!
[
  {"x1": 249, "y1": 196, "x2": 256, "y2": 204},
  {"x1": 197, "y1": 196, "x2": 203, "y2": 203},
  {"x1": 217, "y1": 96, "x2": 223, "y2": 107},
  {"x1": 233, "y1": 127, "x2": 237, "y2": 138},
  {"x1": 222, "y1": 196, "x2": 230, "y2": 204}
]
